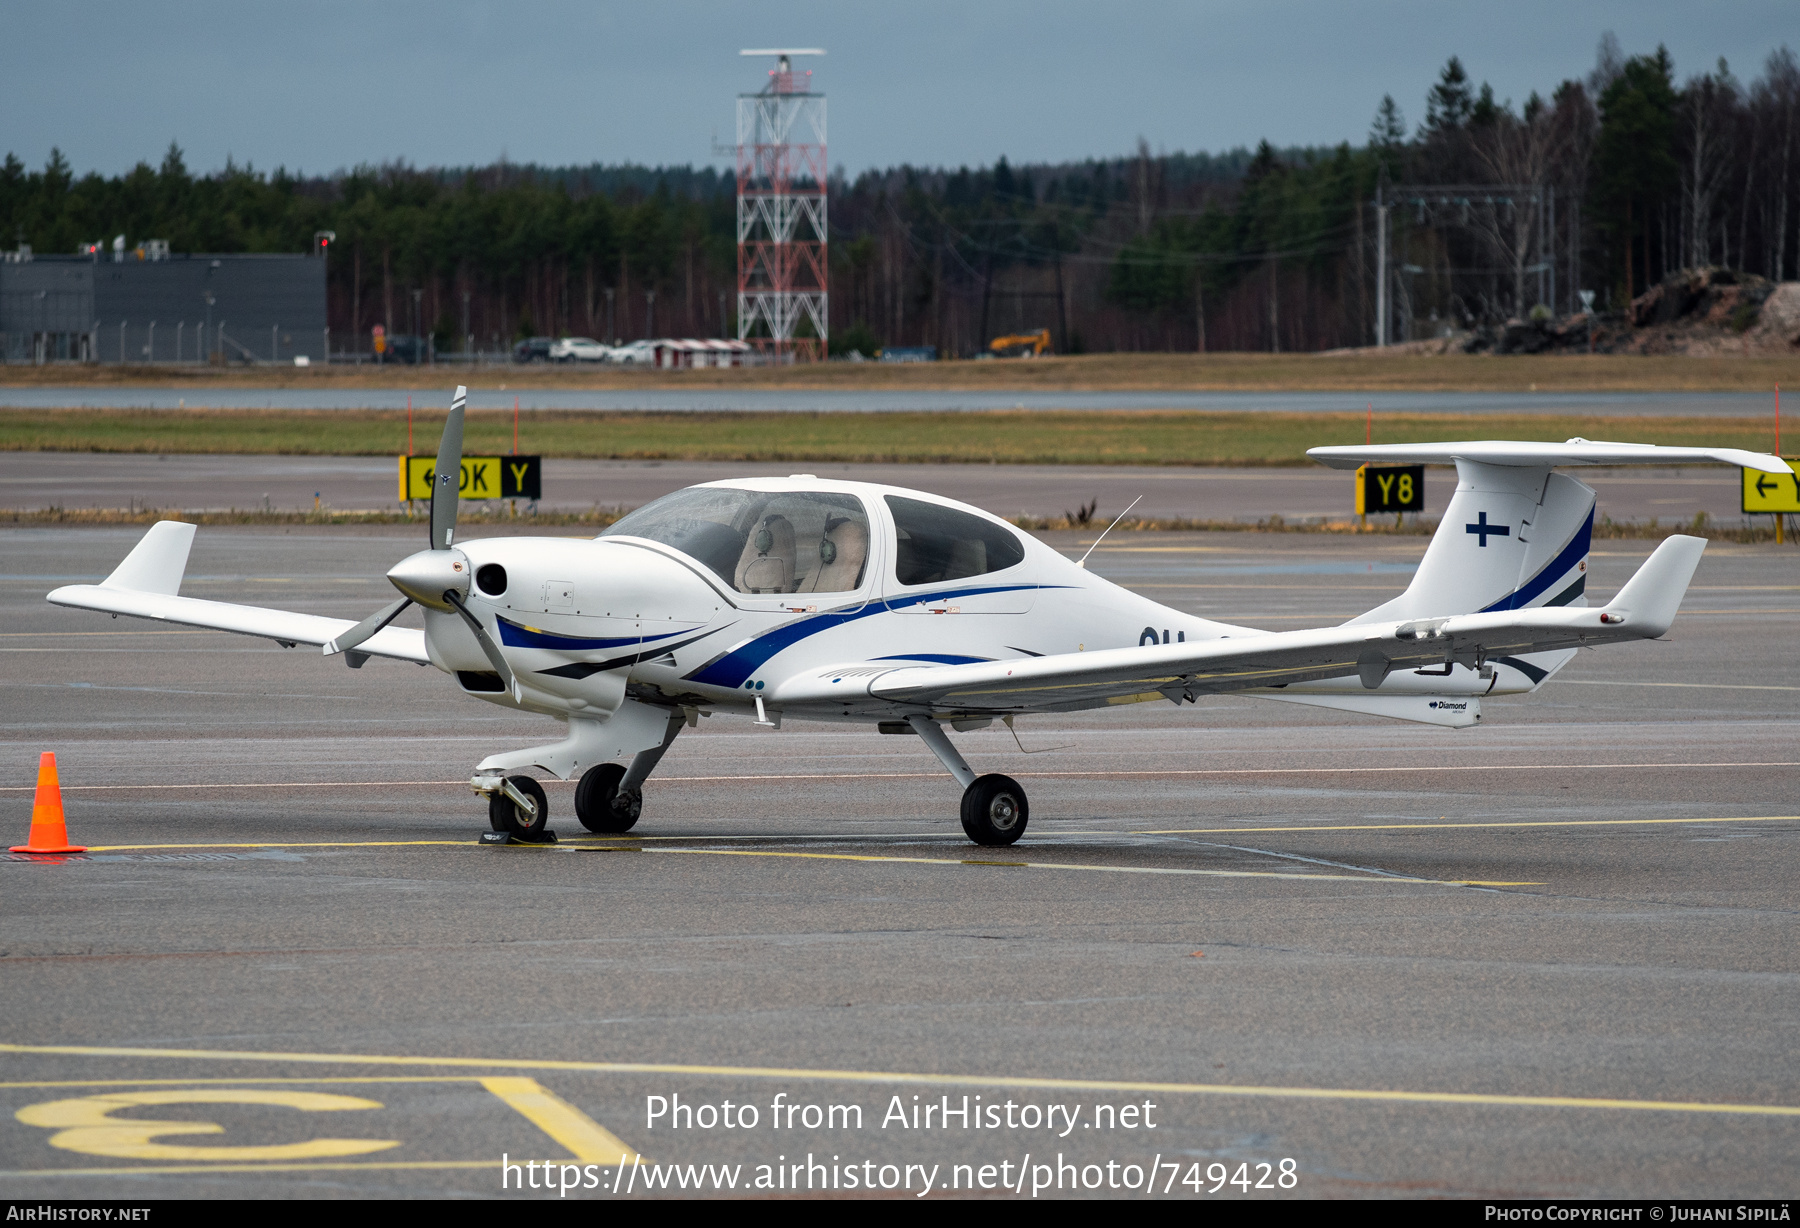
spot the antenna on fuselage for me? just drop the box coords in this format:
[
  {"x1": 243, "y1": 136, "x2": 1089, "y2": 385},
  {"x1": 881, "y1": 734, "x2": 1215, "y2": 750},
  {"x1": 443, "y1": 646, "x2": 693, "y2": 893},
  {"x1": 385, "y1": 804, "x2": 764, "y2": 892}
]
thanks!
[{"x1": 1075, "y1": 495, "x2": 1143, "y2": 569}]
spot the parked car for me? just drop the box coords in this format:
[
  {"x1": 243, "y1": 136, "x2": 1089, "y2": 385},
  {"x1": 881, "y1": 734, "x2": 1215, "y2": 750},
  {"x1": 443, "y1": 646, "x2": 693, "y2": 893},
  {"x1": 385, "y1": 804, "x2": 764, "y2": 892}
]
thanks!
[
  {"x1": 608, "y1": 340, "x2": 657, "y2": 365},
  {"x1": 512, "y1": 336, "x2": 553, "y2": 363},
  {"x1": 379, "y1": 334, "x2": 425, "y2": 365},
  {"x1": 549, "y1": 337, "x2": 611, "y2": 363}
]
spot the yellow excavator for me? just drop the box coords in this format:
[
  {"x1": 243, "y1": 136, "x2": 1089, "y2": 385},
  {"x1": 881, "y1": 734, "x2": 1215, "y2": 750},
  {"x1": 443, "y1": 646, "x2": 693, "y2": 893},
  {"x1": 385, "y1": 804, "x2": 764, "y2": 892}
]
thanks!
[{"x1": 988, "y1": 328, "x2": 1052, "y2": 358}]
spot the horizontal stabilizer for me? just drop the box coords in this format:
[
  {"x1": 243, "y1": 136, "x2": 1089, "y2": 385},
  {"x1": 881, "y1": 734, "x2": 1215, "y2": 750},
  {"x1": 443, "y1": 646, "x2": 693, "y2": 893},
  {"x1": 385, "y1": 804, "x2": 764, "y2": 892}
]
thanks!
[
  {"x1": 1604, "y1": 534, "x2": 1707, "y2": 637},
  {"x1": 1309, "y1": 439, "x2": 1790, "y2": 474}
]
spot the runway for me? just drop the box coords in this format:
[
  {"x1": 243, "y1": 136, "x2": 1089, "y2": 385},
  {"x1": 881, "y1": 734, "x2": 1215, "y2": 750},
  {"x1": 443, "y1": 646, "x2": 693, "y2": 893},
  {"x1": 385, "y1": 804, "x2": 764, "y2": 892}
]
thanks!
[
  {"x1": 0, "y1": 451, "x2": 1760, "y2": 526},
  {"x1": 2, "y1": 525, "x2": 1797, "y2": 1198}
]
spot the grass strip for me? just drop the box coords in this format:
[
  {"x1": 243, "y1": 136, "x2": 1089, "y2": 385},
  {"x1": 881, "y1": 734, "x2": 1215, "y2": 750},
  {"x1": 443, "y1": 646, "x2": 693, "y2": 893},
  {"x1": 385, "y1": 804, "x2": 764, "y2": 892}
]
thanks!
[{"x1": 0, "y1": 408, "x2": 1786, "y2": 466}]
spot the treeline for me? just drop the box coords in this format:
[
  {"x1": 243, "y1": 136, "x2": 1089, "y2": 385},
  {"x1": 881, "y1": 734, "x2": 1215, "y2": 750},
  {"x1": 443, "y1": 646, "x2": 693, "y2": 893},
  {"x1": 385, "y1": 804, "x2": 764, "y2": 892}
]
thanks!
[
  {"x1": 1106, "y1": 36, "x2": 1800, "y2": 349},
  {"x1": 3, "y1": 34, "x2": 1795, "y2": 355}
]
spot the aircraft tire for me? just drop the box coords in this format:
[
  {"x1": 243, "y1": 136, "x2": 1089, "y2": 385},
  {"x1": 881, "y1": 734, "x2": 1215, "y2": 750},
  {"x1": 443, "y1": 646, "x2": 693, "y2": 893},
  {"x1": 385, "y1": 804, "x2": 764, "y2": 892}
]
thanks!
[
  {"x1": 960, "y1": 773, "x2": 1029, "y2": 846},
  {"x1": 575, "y1": 763, "x2": 642, "y2": 834},
  {"x1": 489, "y1": 774, "x2": 549, "y2": 837}
]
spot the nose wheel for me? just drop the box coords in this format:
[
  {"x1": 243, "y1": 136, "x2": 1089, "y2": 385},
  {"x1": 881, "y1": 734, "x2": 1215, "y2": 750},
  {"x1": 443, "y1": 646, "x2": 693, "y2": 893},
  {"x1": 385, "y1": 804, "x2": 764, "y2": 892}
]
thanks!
[
  {"x1": 575, "y1": 762, "x2": 643, "y2": 834},
  {"x1": 488, "y1": 774, "x2": 548, "y2": 838},
  {"x1": 961, "y1": 773, "x2": 1028, "y2": 846}
]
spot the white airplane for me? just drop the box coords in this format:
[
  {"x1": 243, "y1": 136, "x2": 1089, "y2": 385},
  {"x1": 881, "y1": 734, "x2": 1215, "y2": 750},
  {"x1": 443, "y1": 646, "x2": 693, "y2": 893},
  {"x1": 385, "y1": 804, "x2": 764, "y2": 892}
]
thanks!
[{"x1": 48, "y1": 386, "x2": 1789, "y2": 847}]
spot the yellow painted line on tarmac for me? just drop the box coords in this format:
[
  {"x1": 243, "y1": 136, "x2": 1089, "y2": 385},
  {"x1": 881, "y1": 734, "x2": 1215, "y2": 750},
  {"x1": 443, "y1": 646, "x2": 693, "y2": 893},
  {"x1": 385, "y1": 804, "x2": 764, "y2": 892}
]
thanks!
[
  {"x1": 1133, "y1": 815, "x2": 1800, "y2": 836},
  {"x1": 3, "y1": 1042, "x2": 1795, "y2": 1119},
  {"x1": 0, "y1": 1076, "x2": 490, "y2": 1090},
  {"x1": 9, "y1": 839, "x2": 1540, "y2": 886},
  {"x1": 479, "y1": 1077, "x2": 637, "y2": 1165},
  {"x1": 54, "y1": 813, "x2": 1798, "y2": 855},
  {"x1": 466, "y1": 812, "x2": 1800, "y2": 845},
  {"x1": 621, "y1": 845, "x2": 1533, "y2": 886},
  {"x1": 0, "y1": 1160, "x2": 497, "y2": 1178}
]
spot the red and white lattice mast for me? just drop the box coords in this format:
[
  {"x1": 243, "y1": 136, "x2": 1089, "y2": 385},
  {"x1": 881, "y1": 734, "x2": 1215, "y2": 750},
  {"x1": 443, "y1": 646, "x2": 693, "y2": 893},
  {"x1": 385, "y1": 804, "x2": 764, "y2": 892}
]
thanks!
[{"x1": 737, "y1": 49, "x2": 827, "y2": 362}]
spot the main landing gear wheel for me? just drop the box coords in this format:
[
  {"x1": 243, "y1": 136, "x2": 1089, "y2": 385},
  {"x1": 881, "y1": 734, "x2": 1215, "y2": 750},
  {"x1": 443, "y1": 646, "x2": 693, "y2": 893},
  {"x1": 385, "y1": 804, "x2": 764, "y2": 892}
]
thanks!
[
  {"x1": 489, "y1": 774, "x2": 548, "y2": 838},
  {"x1": 961, "y1": 773, "x2": 1028, "y2": 847},
  {"x1": 575, "y1": 762, "x2": 642, "y2": 834}
]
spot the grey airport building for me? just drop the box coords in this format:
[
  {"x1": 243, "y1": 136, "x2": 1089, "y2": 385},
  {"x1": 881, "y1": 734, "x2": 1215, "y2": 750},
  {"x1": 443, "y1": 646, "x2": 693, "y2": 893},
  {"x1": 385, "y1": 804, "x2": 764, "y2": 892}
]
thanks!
[{"x1": 0, "y1": 248, "x2": 327, "y2": 364}]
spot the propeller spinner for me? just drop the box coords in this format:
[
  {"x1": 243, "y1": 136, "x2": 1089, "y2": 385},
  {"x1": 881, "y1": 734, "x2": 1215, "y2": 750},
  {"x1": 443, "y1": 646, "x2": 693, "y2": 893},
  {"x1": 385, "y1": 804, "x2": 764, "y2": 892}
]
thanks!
[{"x1": 323, "y1": 386, "x2": 520, "y2": 699}]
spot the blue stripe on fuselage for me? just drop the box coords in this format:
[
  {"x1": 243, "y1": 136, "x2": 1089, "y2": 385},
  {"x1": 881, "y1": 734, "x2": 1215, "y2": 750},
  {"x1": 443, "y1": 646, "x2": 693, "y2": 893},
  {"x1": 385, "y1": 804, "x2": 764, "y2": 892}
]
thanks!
[
  {"x1": 684, "y1": 584, "x2": 1047, "y2": 688},
  {"x1": 497, "y1": 618, "x2": 693, "y2": 651},
  {"x1": 1479, "y1": 506, "x2": 1594, "y2": 613}
]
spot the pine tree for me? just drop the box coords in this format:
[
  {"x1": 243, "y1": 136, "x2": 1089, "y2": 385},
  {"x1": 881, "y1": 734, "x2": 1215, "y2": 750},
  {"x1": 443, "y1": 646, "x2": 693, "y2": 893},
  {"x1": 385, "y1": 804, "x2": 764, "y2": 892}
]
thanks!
[
  {"x1": 1424, "y1": 57, "x2": 1475, "y2": 136},
  {"x1": 1370, "y1": 95, "x2": 1408, "y2": 150},
  {"x1": 1595, "y1": 46, "x2": 1680, "y2": 297}
]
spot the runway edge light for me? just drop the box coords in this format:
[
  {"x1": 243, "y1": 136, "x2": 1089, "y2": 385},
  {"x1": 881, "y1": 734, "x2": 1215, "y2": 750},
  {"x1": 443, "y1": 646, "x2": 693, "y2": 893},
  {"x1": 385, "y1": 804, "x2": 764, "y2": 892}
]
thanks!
[{"x1": 11, "y1": 752, "x2": 86, "y2": 854}]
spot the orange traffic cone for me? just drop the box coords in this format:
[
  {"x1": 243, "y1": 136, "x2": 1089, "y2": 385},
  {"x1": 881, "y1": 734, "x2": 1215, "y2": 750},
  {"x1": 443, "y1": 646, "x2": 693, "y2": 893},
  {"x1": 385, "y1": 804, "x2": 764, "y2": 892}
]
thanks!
[{"x1": 11, "y1": 752, "x2": 85, "y2": 854}]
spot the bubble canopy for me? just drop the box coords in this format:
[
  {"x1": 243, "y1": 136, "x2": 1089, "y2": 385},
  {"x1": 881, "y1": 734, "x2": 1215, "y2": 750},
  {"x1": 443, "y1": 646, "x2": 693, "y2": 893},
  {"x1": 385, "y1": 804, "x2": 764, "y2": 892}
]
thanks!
[{"x1": 599, "y1": 487, "x2": 870, "y2": 595}]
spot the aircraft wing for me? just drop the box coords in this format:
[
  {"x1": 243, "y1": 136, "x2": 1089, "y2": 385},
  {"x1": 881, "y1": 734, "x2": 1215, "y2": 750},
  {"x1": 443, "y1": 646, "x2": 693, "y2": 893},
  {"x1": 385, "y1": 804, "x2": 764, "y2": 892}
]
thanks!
[
  {"x1": 773, "y1": 535, "x2": 1706, "y2": 714},
  {"x1": 45, "y1": 521, "x2": 429, "y2": 665},
  {"x1": 47, "y1": 584, "x2": 429, "y2": 663}
]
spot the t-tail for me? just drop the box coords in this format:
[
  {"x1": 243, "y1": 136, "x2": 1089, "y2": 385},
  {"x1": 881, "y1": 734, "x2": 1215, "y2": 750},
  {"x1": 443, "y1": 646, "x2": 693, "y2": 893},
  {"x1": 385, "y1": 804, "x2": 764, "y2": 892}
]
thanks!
[{"x1": 1246, "y1": 438, "x2": 1789, "y2": 728}]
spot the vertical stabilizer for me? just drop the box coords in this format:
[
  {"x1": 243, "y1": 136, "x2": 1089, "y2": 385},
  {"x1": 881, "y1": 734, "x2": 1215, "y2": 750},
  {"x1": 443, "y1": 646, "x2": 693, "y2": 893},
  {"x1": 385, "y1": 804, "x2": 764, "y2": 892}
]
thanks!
[{"x1": 1348, "y1": 461, "x2": 1594, "y2": 624}]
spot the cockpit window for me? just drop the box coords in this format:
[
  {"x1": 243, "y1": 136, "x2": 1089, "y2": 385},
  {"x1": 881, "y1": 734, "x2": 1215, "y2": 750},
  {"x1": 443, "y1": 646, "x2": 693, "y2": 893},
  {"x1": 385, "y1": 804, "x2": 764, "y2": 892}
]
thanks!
[
  {"x1": 885, "y1": 495, "x2": 1025, "y2": 586},
  {"x1": 599, "y1": 487, "x2": 870, "y2": 595}
]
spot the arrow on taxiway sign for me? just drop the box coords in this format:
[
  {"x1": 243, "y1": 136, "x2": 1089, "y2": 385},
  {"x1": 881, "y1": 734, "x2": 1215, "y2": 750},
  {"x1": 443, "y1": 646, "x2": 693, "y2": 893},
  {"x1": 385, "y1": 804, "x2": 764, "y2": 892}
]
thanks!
[{"x1": 1758, "y1": 475, "x2": 1780, "y2": 495}]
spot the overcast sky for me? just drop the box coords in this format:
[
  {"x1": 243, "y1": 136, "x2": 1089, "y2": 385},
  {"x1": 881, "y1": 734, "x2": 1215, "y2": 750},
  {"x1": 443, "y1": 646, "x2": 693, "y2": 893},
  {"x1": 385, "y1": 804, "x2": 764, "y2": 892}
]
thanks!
[{"x1": 5, "y1": 1, "x2": 1791, "y2": 180}]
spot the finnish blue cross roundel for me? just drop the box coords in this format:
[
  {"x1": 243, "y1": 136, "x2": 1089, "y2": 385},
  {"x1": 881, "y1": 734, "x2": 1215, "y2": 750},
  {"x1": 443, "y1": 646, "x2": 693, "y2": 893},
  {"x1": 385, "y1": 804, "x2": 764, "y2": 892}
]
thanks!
[{"x1": 1465, "y1": 511, "x2": 1511, "y2": 547}]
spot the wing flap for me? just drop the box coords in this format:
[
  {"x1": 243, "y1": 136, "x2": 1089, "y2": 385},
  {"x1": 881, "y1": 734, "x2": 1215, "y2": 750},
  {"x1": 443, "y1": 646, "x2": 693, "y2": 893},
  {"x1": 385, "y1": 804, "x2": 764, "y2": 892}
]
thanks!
[{"x1": 46, "y1": 584, "x2": 428, "y2": 664}]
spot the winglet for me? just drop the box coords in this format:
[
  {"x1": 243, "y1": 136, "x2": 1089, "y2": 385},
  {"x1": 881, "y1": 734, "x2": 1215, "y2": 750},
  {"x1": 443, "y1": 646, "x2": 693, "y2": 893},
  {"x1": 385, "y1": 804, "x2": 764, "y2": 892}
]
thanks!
[
  {"x1": 101, "y1": 520, "x2": 197, "y2": 596},
  {"x1": 1603, "y1": 534, "x2": 1707, "y2": 638}
]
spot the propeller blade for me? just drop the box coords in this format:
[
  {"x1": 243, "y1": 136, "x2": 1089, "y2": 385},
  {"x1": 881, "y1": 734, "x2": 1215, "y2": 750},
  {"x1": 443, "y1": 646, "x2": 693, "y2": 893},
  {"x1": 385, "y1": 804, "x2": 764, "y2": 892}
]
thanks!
[
  {"x1": 445, "y1": 589, "x2": 519, "y2": 700},
  {"x1": 430, "y1": 385, "x2": 467, "y2": 551},
  {"x1": 323, "y1": 596, "x2": 411, "y2": 656}
]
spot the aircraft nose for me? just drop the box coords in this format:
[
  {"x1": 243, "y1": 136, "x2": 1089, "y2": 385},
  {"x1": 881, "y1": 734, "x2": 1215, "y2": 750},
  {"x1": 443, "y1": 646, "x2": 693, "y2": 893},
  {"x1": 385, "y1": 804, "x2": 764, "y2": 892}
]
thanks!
[{"x1": 387, "y1": 548, "x2": 471, "y2": 611}]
